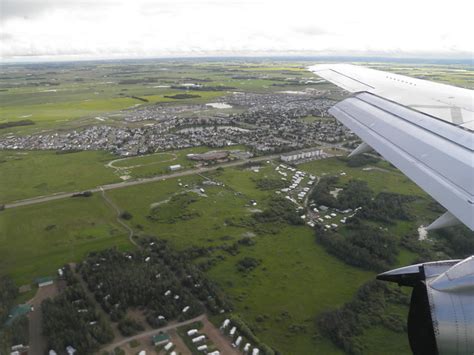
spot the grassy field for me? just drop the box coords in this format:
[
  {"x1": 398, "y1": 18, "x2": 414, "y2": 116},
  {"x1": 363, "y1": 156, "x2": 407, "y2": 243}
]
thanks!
[
  {"x1": 0, "y1": 145, "x2": 250, "y2": 203},
  {"x1": 0, "y1": 150, "x2": 120, "y2": 203},
  {"x1": 0, "y1": 194, "x2": 133, "y2": 285},
  {"x1": 109, "y1": 145, "x2": 249, "y2": 179}
]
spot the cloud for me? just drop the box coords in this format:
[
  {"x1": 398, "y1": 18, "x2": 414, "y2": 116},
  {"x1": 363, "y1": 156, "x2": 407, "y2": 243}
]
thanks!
[
  {"x1": 293, "y1": 25, "x2": 328, "y2": 37},
  {"x1": 0, "y1": 0, "x2": 472, "y2": 61}
]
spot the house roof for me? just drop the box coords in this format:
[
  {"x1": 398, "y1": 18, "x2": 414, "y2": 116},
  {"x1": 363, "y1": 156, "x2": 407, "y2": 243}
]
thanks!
[
  {"x1": 36, "y1": 276, "x2": 54, "y2": 284},
  {"x1": 152, "y1": 333, "x2": 170, "y2": 343}
]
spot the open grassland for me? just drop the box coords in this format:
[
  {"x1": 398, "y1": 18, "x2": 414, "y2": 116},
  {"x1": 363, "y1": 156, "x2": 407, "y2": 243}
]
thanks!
[
  {"x1": 0, "y1": 145, "x2": 249, "y2": 203},
  {"x1": 0, "y1": 194, "x2": 133, "y2": 285},
  {"x1": 0, "y1": 150, "x2": 120, "y2": 203},
  {"x1": 207, "y1": 226, "x2": 371, "y2": 354}
]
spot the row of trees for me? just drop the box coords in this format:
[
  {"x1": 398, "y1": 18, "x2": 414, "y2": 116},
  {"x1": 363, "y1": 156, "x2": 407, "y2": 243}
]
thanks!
[
  {"x1": 316, "y1": 280, "x2": 409, "y2": 355},
  {"x1": 0, "y1": 276, "x2": 18, "y2": 324},
  {"x1": 42, "y1": 268, "x2": 114, "y2": 354},
  {"x1": 0, "y1": 276, "x2": 28, "y2": 352}
]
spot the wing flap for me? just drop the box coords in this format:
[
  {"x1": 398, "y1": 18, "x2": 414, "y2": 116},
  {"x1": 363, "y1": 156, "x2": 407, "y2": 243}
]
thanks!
[{"x1": 330, "y1": 94, "x2": 474, "y2": 230}]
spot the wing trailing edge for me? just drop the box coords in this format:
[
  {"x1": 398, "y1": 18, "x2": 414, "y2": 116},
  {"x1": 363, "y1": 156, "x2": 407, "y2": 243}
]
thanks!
[{"x1": 329, "y1": 92, "x2": 474, "y2": 231}]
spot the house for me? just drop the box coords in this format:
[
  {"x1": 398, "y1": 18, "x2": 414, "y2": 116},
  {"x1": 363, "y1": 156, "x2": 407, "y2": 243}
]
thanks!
[
  {"x1": 229, "y1": 326, "x2": 236, "y2": 336},
  {"x1": 6, "y1": 304, "x2": 31, "y2": 326},
  {"x1": 243, "y1": 343, "x2": 251, "y2": 352},
  {"x1": 182, "y1": 306, "x2": 190, "y2": 313},
  {"x1": 138, "y1": 351, "x2": 146, "y2": 355},
  {"x1": 152, "y1": 333, "x2": 170, "y2": 346},
  {"x1": 66, "y1": 346, "x2": 77, "y2": 355},
  {"x1": 252, "y1": 348, "x2": 260, "y2": 355},
  {"x1": 164, "y1": 342, "x2": 174, "y2": 351},
  {"x1": 197, "y1": 345, "x2": 208, "y2": 351},
  {"x1": 36, "y1": 276, "x2": 54, "y2": 287}
]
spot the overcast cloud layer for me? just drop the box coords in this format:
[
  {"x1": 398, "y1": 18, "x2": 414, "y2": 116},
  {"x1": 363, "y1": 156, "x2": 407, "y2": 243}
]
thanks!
[{"x1": 1, "y1": 0, "x2": 473, "y2": 61}]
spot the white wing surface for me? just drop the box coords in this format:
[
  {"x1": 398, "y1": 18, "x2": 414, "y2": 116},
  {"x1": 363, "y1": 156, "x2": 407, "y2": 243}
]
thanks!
[{"x1": 309, "y1": 64, "x2": 474, "y2": 231}]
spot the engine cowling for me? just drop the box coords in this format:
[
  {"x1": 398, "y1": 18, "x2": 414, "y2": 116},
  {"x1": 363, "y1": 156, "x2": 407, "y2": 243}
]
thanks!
[{"x1": 377, "y1": 256, "x2": 474, "y2": 355}]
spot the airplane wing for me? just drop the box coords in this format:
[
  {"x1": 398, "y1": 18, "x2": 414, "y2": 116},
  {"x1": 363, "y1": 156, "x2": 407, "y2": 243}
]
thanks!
[{"x1": 308, "y1": 64, "x2": 474, "y2": 231}]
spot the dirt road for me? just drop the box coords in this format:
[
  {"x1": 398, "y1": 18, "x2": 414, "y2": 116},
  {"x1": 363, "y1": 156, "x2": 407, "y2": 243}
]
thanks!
[
  {"x1": 102, "y1": 314, "x2": 206, "y2": 352},
  {"x1": 27, "y1": 282, "x2": 63, "y2": 355}
]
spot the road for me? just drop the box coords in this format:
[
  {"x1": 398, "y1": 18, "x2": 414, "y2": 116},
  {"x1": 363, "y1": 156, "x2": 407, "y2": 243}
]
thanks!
[
  {"x1": 102, "y1": 314, "x2": 206, "y2": 351},
  {"x1": 3, "y1": 153, "x2": 281, "y2": 210},
  {"x1": 4, "y1": 145, "x2": 347, "y2": 210}
]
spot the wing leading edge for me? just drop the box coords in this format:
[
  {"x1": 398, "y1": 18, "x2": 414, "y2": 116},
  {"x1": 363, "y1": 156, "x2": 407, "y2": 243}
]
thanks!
[{"x1": 309, "y1": 64, "x2": 474, "y2": 231}]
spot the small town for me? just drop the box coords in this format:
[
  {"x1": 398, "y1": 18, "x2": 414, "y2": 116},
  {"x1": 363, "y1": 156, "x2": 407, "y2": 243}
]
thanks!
[{"x1": 0, "y1": 92, "x2": 353, "y2": 156}]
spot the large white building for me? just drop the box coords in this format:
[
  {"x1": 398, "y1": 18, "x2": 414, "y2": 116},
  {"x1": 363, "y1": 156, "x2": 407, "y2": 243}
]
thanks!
[{"x1": 280, "y1": 148, "x2": 323, "y2": 162}]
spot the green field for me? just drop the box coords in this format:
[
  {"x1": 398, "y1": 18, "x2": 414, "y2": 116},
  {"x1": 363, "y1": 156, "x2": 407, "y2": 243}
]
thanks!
[
  {"x1": 0, "y1": 194, "x2": 133, "y2": 284},
  {"x1": 0, "y1": 145, "x2": 250, "y2": 203},
  {"x1": 0, "y1": 150, "x2": 120, "y2": 203}
]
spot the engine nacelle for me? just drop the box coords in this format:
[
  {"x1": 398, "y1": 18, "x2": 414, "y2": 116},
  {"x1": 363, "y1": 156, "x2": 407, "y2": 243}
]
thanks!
[{"x1": 377, "y1": 256, "x2": 474, "y2": 355}]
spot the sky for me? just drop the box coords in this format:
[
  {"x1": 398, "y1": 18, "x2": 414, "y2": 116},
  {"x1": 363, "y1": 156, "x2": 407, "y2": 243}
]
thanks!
[{"x1": 1, "y1": 0, "x2": 473, "y2": 61}]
